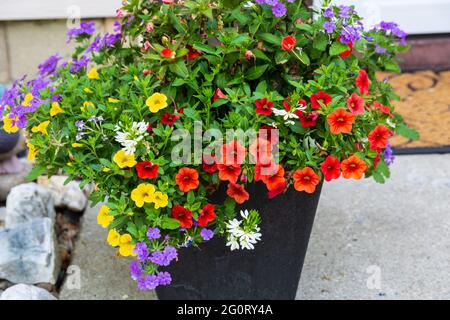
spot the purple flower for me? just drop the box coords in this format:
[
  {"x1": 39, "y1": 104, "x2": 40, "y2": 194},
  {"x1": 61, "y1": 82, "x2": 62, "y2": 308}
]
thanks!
[
  {"x1": 384, "y1": 143, "x2": 395, "y2": 165},
  {"x1": 147, "y1": 227, "x2": 161, "y2": 240},
  {"x1": 323, "y1": 7, "x2": 334, "y2": 19},
  {"x1": 200, "y1": 228, "x2": 214, "y2": 241},
  {"x1": 272, "y1": 2, "x2": 287, "y2": 17},
  {"x1": 157, "y1": 272, "x2": 172, "y2": 286},
  {"x1": 324, "y1": 21, "x2": 336, "y2": 34},
  {"x1": 164, "y1": 246, "x2": 178, "y2": 260},
  {"x1": 75, "y1": 120, "x2": 85, "y2": 129},
  {"x1": 38, "y1": 54, "x2": 61, "y2": 76},
  {"x1": 67, "y1": 21, "x2": 96, "y2": 42},
  {"x1": 137, "y1": 275, "x2": 159, "y2": 291},
  {"x1": 378, "y1": 21, "x2": 398, "y2": 31},
  {"x1": 133, "y1": 242, "x2": 150, "y2": 262},
  {"x1": 265, "y1": 0, "x2": 278, "y2": 6},
  {"x1": 340, "y1": 25, "x2": 361, "y2": 45},
  {"x1": 51, "y1": 94, "x2": 62, "y2": 102},
  {"x1": 129, "y1": 261, "x2": 143, "y2": 280},
  {"x1": 88, "y1": 116, "x2": 104, "y2": 124},
  {"x1": 375, "y1": 44, "x2": 387, "y2": 54},
  {"x1": 255, "y1": 0, "x2": 265, "y2": 4},
  {"x1": 149, "y1": 246, "x2": 178, "y2": 266},
  {"x1": 70, "y1": 56, "x2": 90, "y2": 73},
  {"x1": 364, "y1": 36, "x2": 374, "y2": 42},
  {"x1": 338, "y1": 5, "x2": 353, "y2": 18}
]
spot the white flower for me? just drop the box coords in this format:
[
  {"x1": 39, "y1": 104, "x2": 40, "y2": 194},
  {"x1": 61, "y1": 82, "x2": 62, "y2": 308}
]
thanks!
[
  {"x1": 272, "y1": 108, "x2": 299, "y2": 125},
  {"x1": 226, "y1": 235, "x2": 240, "y2": 251},
  {"x1": 242, "y1": 1, "x2": 255, "y2": 7},
  {"x1": 114, "y1": 121, "x2": 148, "y2": 154},
  {"x1": 225, "y1": 210, "x2": 262, "y2": 251}
]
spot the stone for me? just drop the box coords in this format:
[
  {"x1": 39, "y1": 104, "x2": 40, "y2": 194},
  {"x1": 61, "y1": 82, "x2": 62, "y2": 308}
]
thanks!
[
  {"x1": 0, "y1": 158, "x2": 32, "y2": 202},
  {"x1": 1, "y1": 284, "x2": 57, "y2": 300},
  {"x1": 59, "y1": 204, "x2": 156, "y2": 300},
  {"x1": 0, "y1": 207, "x2": 5, "y2": 229},
  {"x1": 38, "y1": 176, "x2": 87, "y2": 212},
  {"x1": 0, "y1": 217, "x2": 60, "y2": 284},
  {"x1": 5, "y1": 182, "x2": 55, "y2": 228}
]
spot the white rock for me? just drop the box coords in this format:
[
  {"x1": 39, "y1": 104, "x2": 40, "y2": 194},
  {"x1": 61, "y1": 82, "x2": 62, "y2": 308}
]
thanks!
[
  {"x1": 38, "y1": 176, "x2": 87, "y2": 212},
  {"x1": 0, "y1": 158, "x2": 32, "y2": 201},
  {"x1": 0, "y1": 218, "x2": 60, "y2": 284},
  {"x1": 5, "y1": 182, "x2": 55, "y2": 228},
  {"x1": 1, "y1": 284, "x2": 57, "y2": 300}
]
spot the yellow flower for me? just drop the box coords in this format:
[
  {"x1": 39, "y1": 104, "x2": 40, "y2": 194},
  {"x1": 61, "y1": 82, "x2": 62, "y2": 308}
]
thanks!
[
  {"x1": 84, "y1": 87, "x2": 93, "y2": 94},
  {"x1": 27, "y1": 143, "x2": 37, "y2": 161},
  {"x1": 22, "y1": 93, "x2": 34, "y2": 107},
  {"x1": 50, "y1": 102, "x2": 64, "y2": 117},
  {"x1": 107, "y1": 229, "x2": 121, "y2": 247},
  {"x1": 131, "y1": 183, "x2": 155, "y2": 208},
  {"x1": 113, "y1": 150, "x2": 137, "y2": 169},
  {"x1": 108, "y1": 98, "x2": 120, "y2": 103},
  {"x1": 146, "y1": 93, "x2": 168, "y2": 113},
  {"x1": 87, "y1": 68, "x2": 100, "y2": 80},
  {"x1": 153, "y1": 191, "x2": 168, "y2": 209},
  {"x1": 102, "y1": 167, "x2": 111, "y2": 173},
  {"x1": 31, "y1": 121, "x2": 50, "y2": 135},
  {"x1": 72, "y1": 143, "x2": 83, "y2": 148},
  {"x1": 97, "y1": 205, "x2": 114, "y2": 228},
  {"x1": 118, "y1": 234, "x2": 136, "y2": 257},
  {"x1": 133, "y1": 75, "x2": 139, "y2": 81},
  {"x1": 2, "y1": 115, "x2": 19, "y2": 133}
]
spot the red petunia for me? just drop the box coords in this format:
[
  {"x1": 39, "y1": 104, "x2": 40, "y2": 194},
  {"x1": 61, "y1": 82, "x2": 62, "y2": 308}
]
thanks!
[
  {"x1": 347, "y1": 93, "x2": 365, "y2": 115},
  {"x1": 217, "y1": 164, "x2": 242, "y2": 183},
  {"x1": 321, "y1": 156, "x2": 341, "y2": 182},
  {"x1": 161, "y1": 48, "x2": 175, "y2": 58},
  {"x1": 227, "y1": 183, "x2": 250, "y2": 204},
  {"x1": 172, "y1": 205, "x2": 193, "y2": 228},
  {"x1": 327, "y1": 108, "x2": 355, "y2": 134},
  {"x1": 310, "y1": 91, "x2": 332, "y2": 109},
  {"x1": 293, "y1": 167, "x2": 320, "y2": 194},
  {"x1": 198, "y1": 203, "x2": 216, "y2": 227},
  {"x1": 175, "y1": 167, "x2": 199, "y2": 192},
  {"x1": 202, "y1": 155, "x2": 218, "y2": 174},
  {"x1": 341, "y1": 155, "x2": 368, "y2": 180},
  {"x1": 340, "y1": 40, "x2": 353, "y2": 58},
  {"x1": 161, "y1": 112, "x2": 180, "y2": 125},
  {"x1": 255, "y1": 98, "x2": 274, "y2": 116},
  {"x1": 368, "y1": 125, "x2": 390, "y2": 150},
  {"x1": 136, "y1": 161, "x2": 159, "y2": 179},
  {"x1": 220, "y1": 140, "x2": 247, "y2": 165},
  {"x1": 298, "y1": 99, "x2": 307, "y2": 108},
  {"x1": 296, "y1": 110, "x2": 319, "y2": 128},
  {"x1": 373, "y1": 102, "x2": 392, "y2": 116},
  {"x1": 356, "y1": 70, "x2": 370, "y2": 95},
  {"x1": 185, "y1": 45, "x2": 202, "y2": 60},
  {"x1": 267, "y1": 180, "x2": 287, "y2": 199},
  {"x1": 281, "y1": 36, "x2": 296, "y2": 51},
  {"x1": 261, "y1": 165, "x2": 286, "y2": 191},
  {"x1": 213, "y1": 88, "x2": 227, "y2": 102}
]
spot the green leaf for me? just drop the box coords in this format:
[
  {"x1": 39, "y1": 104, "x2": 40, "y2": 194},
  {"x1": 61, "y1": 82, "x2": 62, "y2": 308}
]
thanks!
[
  {"x1": 161, "y1": 216, "x2": 181, "y2": 230},
  {"x1": 26, "y1": 165, "x2": 47, "y2": 182},
  {"x1": 109, "y1": 215, "x2": 128, "y2": 229},
  {"x1": 275, "y1": 51, "x2": 290, "y2": 65},
  {"x1": 330, "y1": 42, "x2": 349, "y2": 56},
  {"x1": 245, "y1": 64, "x2": 269, "y2": 80},
  {"x1": 193, "y1": 43, "x2": 218, "y2": 55},
  {"x1": 313, "y1": 33, "x2": 328, "y2": 51},
  {"x1": 252, "y1": 49, "x2": 271, "y2": 62},
  {"x1": 168, "y1": 60, "x2": 189, "y2": 78},
  {"x1": 396, "y1": 123, "x2": 420, "y2": 140},
  {"x1": 297, "y1": 51, "x2": 310, "y2": 65},
  {"x1": 384, "y1": 60, "x2": 401, "y2": 73},
  {"x1": 296, "y1": 24, "x2": 314, "y2": 33},
  {"x1": 255, "y1": 81, "x2": 267, "y2": 94},
  {"x1": 258, "y1": 33, "x2": 281, "y2": 45}
]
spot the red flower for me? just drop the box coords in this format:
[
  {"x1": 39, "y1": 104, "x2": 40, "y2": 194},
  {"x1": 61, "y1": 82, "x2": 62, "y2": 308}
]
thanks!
[
  {"x1": 255, "y1": 98, "x2": 274, "y2": 116},
  {"x1": 136, "y1": 161, "x2": 159, "y2": 179},
  {"x1": 202, "y1": 155, "x2": 218, "y2": 174},
  {"x1": 321, "y1": 156, "x2": 341, "y2": 182},
  {"x1": 259, "y1": 124, "x2": 278, "y2": 142},
  {"x1": 281, "y1": 36, "x2": 296, "y2": 51},
  {"x1": 249, "y1": 138, "x2": 272, "y2": 164},
  {"x1": 374, "y1": 149, "x2": 382, "y2": 170},
  {"x1": 296, "y1": 110, "x2": 319, "y2": 128},
  {"x1": 185, "y1": 45, "x2": 201, "y2": 60},
  {"x1": 311, "y1": 91, "x2": 332, "y2": 109},
  {"x1": 356, "y1": 70, "x2": 370, "y2": 95},
  {"x1": 254, "y1": 161, "x2": 278, "y2": 181},
  {"x1": 347, "y1": 93, "x2": 365, "y2": 115},
  {"x1": 267, "y1": 180, "x2": 287, "y2": 199},
  {"x1": 172, "y1": 205, "x2": 193, "y2": 229},
  {"x1": 217, "y1": 164, "x2": 242, "y2": 183},
  {"x1": 227, "y1": 183, "x2": 250, "y2": 204},
  {"x1": 213, "y1": 88, "x2": 227, "y2": 102},
  {"x1": 220, "y1": 140, "x2": 246, "y2": 165},
  {"x1": 161, "y1": 48, "x2": 175, "y2": 58},
  {"x1": 175, "y1": 167, "x2": 199, "y2": 192},
  {"x1": 368, "y1": 125, "x2": 390, "y2": 150},
  {"x1": 293, "y1": 167, "x2": 320, "y2": 194},
  {"x1": 162, "y1": 0, "x2": 174, "y2": 4},
  {"x1": 261, "y1": 165, "x2": 286, "y2": 191},
  {"x1": 147, "y1": 123, "x2": 154, "y2": 133},
  {"x1": 198, "y1": 204, "x2": 216, "y2": 227},
  {"x1": 373, "y1": 102, "x2": 392, "y2": 116},
  {"x1": 327, "y1": 108, "x2": 355, "y2": 134},
  {"x1": 339, "y1": 38, "x2": 353, "y2": 58},
  {"x1": 341, "y1": 155, "x2": 367, "y2": 180},
  {"x1": 283, "y1": 99, "x2": 291, "y2": 111},
  {"x1": 298, "y1": 99, "x2": 307, "y2": 108},
  {"x1": 161, "y1": 112, "x2": 180, "y2": 125}
]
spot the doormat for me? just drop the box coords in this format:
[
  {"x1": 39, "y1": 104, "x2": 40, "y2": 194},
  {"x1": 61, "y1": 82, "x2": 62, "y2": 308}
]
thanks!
[{"x1": 381, "y1": 70, "x2": 450, "y2": 154}]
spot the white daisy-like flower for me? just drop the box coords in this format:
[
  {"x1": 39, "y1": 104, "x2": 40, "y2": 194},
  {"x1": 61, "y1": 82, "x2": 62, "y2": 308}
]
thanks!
[
  {"x1": 114, "y1": 120, "x2": 148, "y2": 154},
  {"x1": 225, "y1": 210, "x2": 262, "y2": 251},
  {"x1": 272, "y1": 108, "x2": 299, "y2": 125},
  {"x1": 226, "y1": 235, "x2": 240, "y2": 251}
]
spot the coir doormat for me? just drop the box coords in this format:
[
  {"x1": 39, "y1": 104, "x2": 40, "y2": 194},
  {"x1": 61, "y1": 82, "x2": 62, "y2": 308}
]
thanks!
[{"x1": 381, "y1": 70, "x2": 450, "y2": 154}]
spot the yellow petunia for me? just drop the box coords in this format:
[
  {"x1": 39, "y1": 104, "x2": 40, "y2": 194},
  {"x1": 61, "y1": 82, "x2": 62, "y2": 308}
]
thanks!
[
  {"x1": 146, "y1": 92, "x2": 168, "y2": 113},
  {"x1": 108, "y1": 98, "x2": 120, "y2": 103},
  {"x1": 97, "y1": 205, "x2": 114, "y2": 228},
  {"x1": 2, "y1": 115, "x2": 19, "y2": 133},
  {"x1": 118, "y1": 234, "x2": 136, "y2": 257},
  {"x1": 153, "y1": 191, "x2": 169, "y2": 209},
  {"x1": 84, "y1": 87, "x2": 93, "y2": 94},
  {"x1": 87, "y1": 68, "x2": 100, "y2": 80},
  {"x1": 31, "y1": 121, "x2": 50, "y2": 135},
  {"x1": 72, "y1": 143, "x2": 83, "y2": 148},
  {"x1": 107, "y1": 229, "x2": 121, "y2": 247},
  {"x1": 113, "y1": 150, "x2": 137, "y2": 169},
  {"x1": 27, "y1": 143, "x2": 37, "y2": 161},
  {"x1": 131, "y1": 183, "x2": 155, "y2": 208},
  {"x1": 22, "y1": 93, "x2": 34, "y2": 107},
  {"x1": 50, "y1": 102, "x2": 64, "y2": 117}
]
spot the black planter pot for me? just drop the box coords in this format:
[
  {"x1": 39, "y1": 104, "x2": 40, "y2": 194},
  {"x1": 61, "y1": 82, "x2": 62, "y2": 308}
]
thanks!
[{"x1": 156, "y1": 181, "x2": 322, "y2": 300}]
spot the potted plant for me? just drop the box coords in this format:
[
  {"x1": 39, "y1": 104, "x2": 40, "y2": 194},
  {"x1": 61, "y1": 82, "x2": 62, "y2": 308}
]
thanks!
[{"x1": 0, "y1": 0, "x2": 418, "y2": 299}]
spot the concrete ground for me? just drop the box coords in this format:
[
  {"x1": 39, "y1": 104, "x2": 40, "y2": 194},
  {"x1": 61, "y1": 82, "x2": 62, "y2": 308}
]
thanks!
[{"x1": 60, "y1": 154, "x2": 450, "y2": 300}]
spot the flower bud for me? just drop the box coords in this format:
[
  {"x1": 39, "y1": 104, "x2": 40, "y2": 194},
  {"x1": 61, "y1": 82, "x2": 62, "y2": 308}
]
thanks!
[
  {"x1": 245, "y1": 50, "x2": 253, "y2": 59},
  {"x1": 146, "y1": 22, "x2": 154, "y2": 33}
]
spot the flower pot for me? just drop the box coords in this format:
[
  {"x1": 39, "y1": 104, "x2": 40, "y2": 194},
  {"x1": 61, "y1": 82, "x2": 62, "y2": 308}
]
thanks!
[
  {"x1": 156, "y1": 181, "x2": 322, "y2": 300},
  {"x1": 0, "y1": 122, "x2": 23, "y2": 161}
]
